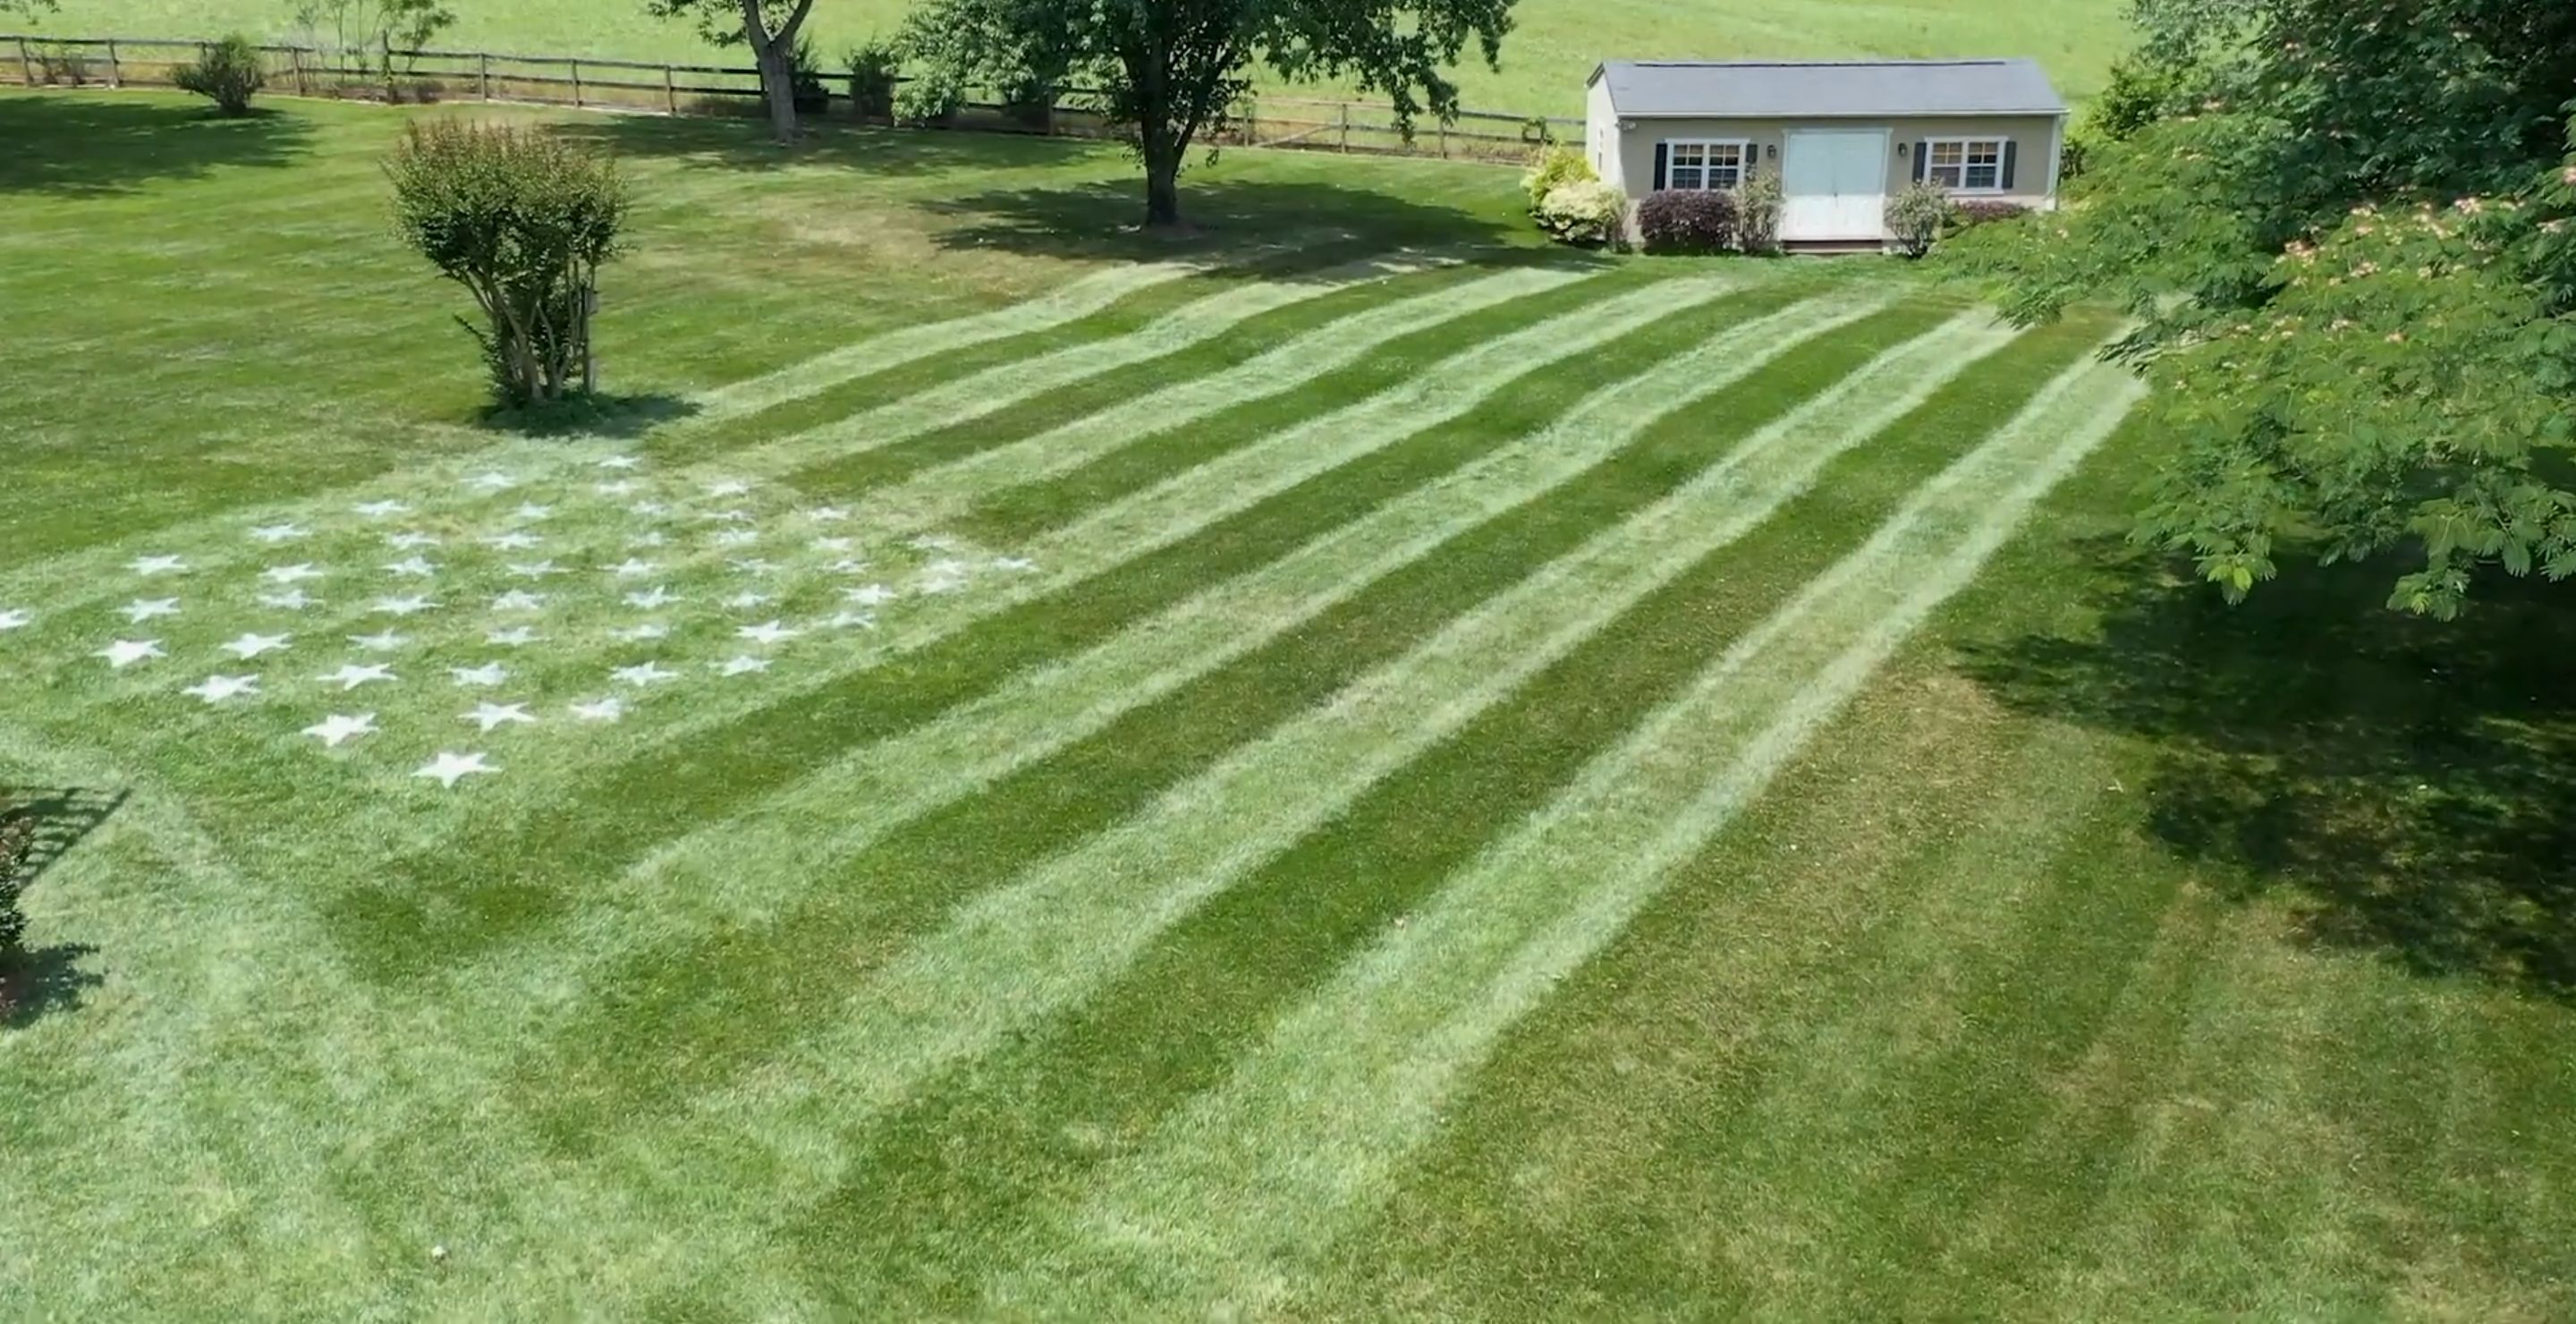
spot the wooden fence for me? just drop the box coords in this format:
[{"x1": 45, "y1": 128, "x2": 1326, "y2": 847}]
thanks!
[{"x1": 0, "y1": 33, "x2": 1579, "y2": 164}]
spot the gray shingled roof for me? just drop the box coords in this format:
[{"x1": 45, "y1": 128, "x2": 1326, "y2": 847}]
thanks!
[{"x1": 1591, "y1": 58, "x2": 2067, "y2": 119}]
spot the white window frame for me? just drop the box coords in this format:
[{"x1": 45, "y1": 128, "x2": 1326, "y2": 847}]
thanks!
[
  {"x1": 1924, "y1": 136, "x2": 2008, "y2": 194},
  {"x1": 1663, "y1": 139, "x2": 1750, "y2": 192}
]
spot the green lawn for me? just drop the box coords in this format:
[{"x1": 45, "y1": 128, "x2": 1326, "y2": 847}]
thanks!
[
  {"x1": 4, "y1": 89, "x2": 2573, "y2": 1320},
  {"x1": 22, "y1": 0, "x2": 2131, "y2": 114}
]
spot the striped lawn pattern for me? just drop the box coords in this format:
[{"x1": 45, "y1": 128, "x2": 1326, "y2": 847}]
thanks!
[{"x1": 0, "y1": 250, "x2": 2147, "y2": 1319}]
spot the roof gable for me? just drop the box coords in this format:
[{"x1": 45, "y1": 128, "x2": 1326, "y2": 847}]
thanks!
[{"x1": 1593, "y1": 59, "x2": 2068, "y2": 119}]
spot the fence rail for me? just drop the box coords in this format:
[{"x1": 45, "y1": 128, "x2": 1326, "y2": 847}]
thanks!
[{"x1": 0, "y1": 32, "x2": 1579, "y2": 164}]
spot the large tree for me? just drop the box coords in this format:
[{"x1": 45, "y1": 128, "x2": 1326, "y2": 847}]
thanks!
[
  {"x1": 648, "y1": 0, "x2": 817, "y2": 144},
  {"x1": 1957, "y1": 0, "x2": 2576, "y2": 617},
  {"x1": 896, "y1": 0, "x2": 1513, "y2": 226}
]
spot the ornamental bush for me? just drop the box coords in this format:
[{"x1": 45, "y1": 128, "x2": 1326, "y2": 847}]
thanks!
[
  {"x1": 174, "y1": 34, "x2": 267, "y2": 117},
  {"x1": 1737, "y1": 166, "x2": 1785, "y2": 254},
  {"x1": 1535, "y1": 178, "x2": 1625, "y2": 247},
  {"x1": 1946, "y1": 198, "x2": 2033, "y2": 233},
  {"x1": 0, "y1": 800, "x2": 29, "y2": 956},
  {"x1": 1521, "y1": 143, "x2": 1594, "y2": 213},
  {"x1": 846, "y1": 37, "x2": 900, "y2": 119},
  {"x1": 1636, "y1": 188, "x2": 1740, "y2": 253},
  {"x1": 386, "y1": 120, "x2": 628, "y2": 408},
  {"x1": 1886, "y1": 180, "x2": 1954, "y2": 259}
]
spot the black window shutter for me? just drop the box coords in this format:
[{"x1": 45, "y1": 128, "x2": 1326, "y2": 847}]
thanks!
[
  {"x1": 1653, "y1": 141, "x2": 1669, "y2": 191},
  {"x1": 1913, "y1": 140, "x2": 1929, "y2": 182},
  {"x1": 2000, "y1": 140, "x2": 2019, "y2": 190}
]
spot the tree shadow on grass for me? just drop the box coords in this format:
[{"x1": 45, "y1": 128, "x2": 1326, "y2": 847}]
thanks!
[
  {"x1": 474, "y1": 391, "x2": 702, "y2": 440},
  {"x1": 0, "y1": 94, "x2": 313, "y2": 196},
  {"x1": 924, "y1": 177, "x2": 1537, "y2": 264},
  {"x1": 1, "y1": 785, "x2": 123, "y2": 1029},
  {"x1": 1961, "y1": 544, "x2": 2576, "y2": 1000},
  {"x1": 551, "y1": 113, "x2": 1080, "y2": 180}
]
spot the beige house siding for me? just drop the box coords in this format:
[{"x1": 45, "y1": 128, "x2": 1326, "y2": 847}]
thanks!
[
  {"x1": 1585, "y1": 77, "x2": 1625, "y2": 192},
  {"x1": 1614, "y1": 115, "x2": 2062, "y2": 210}
]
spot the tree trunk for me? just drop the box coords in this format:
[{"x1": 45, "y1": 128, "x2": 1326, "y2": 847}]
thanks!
[
  {"x1": 755, "y1": 39, "x2": 798, "y2": 144},
  {"x1": 1143, "y1": 135, "x2": 1184, "y2": 227}
]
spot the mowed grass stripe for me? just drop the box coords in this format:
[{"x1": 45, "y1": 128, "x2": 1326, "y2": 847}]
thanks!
[
  {"x1": 530, "y1": 306, "x2": 2012, "y2": 1252},
  {"x1": 501, "y1": 284, "x2": 1898, "y2": 1134},
  {"x1": 1035, "y1": 356, "x2": 2148, "y2": 1317},
  {"x1": 766, "y1": 257, "x2": 1498, "y2": 497},
  {"x1": 669, "y1": 238, "x2": 1398, "y2": 462},
  {"x1": 784, "y1": 263, "x2": 1600, "y2": 539},
  {"x1": 321, "y1": 268, "x2": 1727, "y2": 976},
  {"x1": 763, "y1": 318, "x2": 2110, "y2": 1315},
  {"x1": 459, "y1": 292, "x2": 1891, "y2": 1000}
]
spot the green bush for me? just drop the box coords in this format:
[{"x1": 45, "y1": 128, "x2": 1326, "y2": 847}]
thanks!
[
  {"x1": 386, "y1": 120, "x2": 628, "y2": 408},
  {"x1": 790, "y1": 34, "x2": 831, "y2": 115},
  {"x1": 892, "y1": 64, "x2": 963, "y2": 126},
  {"x1": 174, "y1": 34, "x2": 267, "y2": 116},
  {"x1": 0, "y1": 801, "x2": 29, "y2": 956},
  {"x1": 1885, "y1": 180, "x2": 1953, "y2": 259},
  {"x1": 1536, "y1": 178, "x2": 1626, "y2": 247},
  {"x1": 846, "y1": 37, "x2": 900, "y2": 119},
  {"x1": 1520, "y1": 143, "x2": 1594, "y2": 214},
  {"x1": 1737, "y1": 166, "x2": 1785, "y2": 254}
]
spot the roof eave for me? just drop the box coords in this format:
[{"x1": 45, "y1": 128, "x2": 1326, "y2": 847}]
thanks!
[{"x1": 1613, "y1": 106, "x2": 2069, "y2": 120}]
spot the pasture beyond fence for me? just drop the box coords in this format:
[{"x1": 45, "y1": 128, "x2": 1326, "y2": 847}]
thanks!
[{"x1": 0, "y1": 33, "x2": 1579, "y2": 165}]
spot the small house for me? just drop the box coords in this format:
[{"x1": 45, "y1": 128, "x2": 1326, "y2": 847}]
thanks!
[{"x1": 1583, "y1": 58, "x2": 2071, "y2": 248}]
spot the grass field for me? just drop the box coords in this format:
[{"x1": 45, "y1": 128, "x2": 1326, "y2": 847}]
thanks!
[
  {"x1": 4, "y1": 89, "x2": 2575, "y2": 1320},
  {"x1": 23, "y1": 0, "x2": 2131, "y2": 114}
]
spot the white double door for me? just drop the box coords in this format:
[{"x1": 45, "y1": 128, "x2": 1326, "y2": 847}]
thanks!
[{"x1": 1781, "y1": 129, "x2": 1891, "y2": 242}]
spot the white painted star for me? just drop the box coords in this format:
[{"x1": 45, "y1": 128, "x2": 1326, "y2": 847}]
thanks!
[
  {"x1": 611, "y1": 622, "x2": 669, "y2": 642},
  {"x1": 97, "y1": 639, "x2": 163, "y2": 669},
  {"x1": 120, "y1": 598, "x2": 179, "y2": 624},
  {"x1": 722, "y1": 591, "x2": 774, "y2": 611},
  {"x1": 130, "y1": 554, "x2": 187, "y2": 576},
  {"x1": 385, "y1": 531, "x2": 441, "y2": 551},
  {"x1": 608, "y1": 557, "x2": 657, "y2": 579},
  {"x1": 612, "y1": 662, "x2": 678, "y2": 687},
  {"x1": 595, "y1": 480, "x2": 638, "y2": 497},
  {"x1": 909, "y1": 534, "x2": 957, "y2": 552},
  {"x1": 807, "y1": 506, "x2": 851, "y2": 522},
  {"x1": 371, "y1": 595, "x2": 435, "y2": 616},
  {"x1": 486, "y1": 626, "x2": 539, "y2": 647},
  {"x1": 462, "y1": 700, "x2": 536, "y2": 734},
  {"x1": 713, "y1": 530, "x2": 758, "y2": 549},
  {"x1": 412, "y1": 751, "x2": 496, "y2": 788},
  {"x1": 629, "y1": 500, "x2": 669, "y2": 517},
  {"x1": 0, "y1": 607, "x2": 27, "y2": 632},
  {"x1": 624, "y1": 586, "x2": 681, "y2": 610},
  {"x1": 219, "y1": 632, "x2": 292, "y2": 660},
  {"x1": 811, "y1": 536, "x2": 854, "y2": 554},
  {"x1": 595, "y1": 454, "x2": 641, "y2": 471},
  {"x1": 451, "y1": 662, "x2": 507, "y2": 688},
  {"x1": 845, "y1": 583, "x2": 899, "y2": 606},
  {"x1": 715, "y1": 654, "x2": 771, "y2": 677},
  {"x1": 248, "y1": 522, "x2": 307, "y2": 545},
  {"x1": 317, "y1": 662, "x2": 395, "y2": 691},
  {"x1": 353, "y1": 499, "x2": 411, "y2": 519},
  {"x1": 485, "y1": 531, "x2": 543, "y2": 551},
  {"x1": 303, "y1": 712, "x2": 377, "y2": 748},
  {"x1": 825, "y1": 609, "x2": 878, "y2": 631},
  {"x1": 925, "y1": 557, "x2": 970, "y2": 578},
  {"x1": 626, "y1": 531, "x2": 666, "y2": 549},
  {"x1": 348, "y1": 630, "x2": 408, "y2": 651},
  {"x1": 262, "y1": 563, "x2": 325, "y2": 585},
  {"x1": 704, "y1": 478, "x2": 751, "y2": 497},
  {"x1": 736, "y1": 619, "x2": 803, "y2": 646},
  {"x1": 465, "y1": 471, "x2": 518, "y2": 493},
  {"x1": 510, "y1": 503, "x2": 555, "y2": 523},
  {"x1": 728, "y1": 557, "x2": 778, "y2": 575},
  {"x1": 257, "y1": 589, "x2": 320, "y2": 611},
  {"x1": 506, "y1": 560, "x2": 561, "y2": 579},
  {"x1": 826, "y1": 558, "x2": 871, "y2": 575},
  {"x1": 383, "y1": 556, "x2": 438, "y2": 579},
  {"x1": 569, "y1": 696, "x2": 625, "y2": 722},
  {"x1": 183, "y1": 674, "x2": 259, "y2": 704},
  {"x1": 490, "y1": 590, "x2": 546, "y2": 612},
  {"x1": 703, "y1": 508, "x2": 752, "y2": 524},
  {"x1": 993, "y1": 556, "x2": 1038, "y2": 573}
]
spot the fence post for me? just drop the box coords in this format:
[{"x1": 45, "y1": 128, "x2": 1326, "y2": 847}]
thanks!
[
  {"x1": 1437, "y1": 122, "x2": 1449, "y2": 158},
  {"x1": 1338, "y1": 101, "x2": 1350, "y2": 153},
  {"x1": 104, "y1": 38, "x2": 119, "y2": 87},
  {"x1": 290, "y1": 45, "x2": 307, "y2": 96},
  {"x1": 662, "y1": 62, "x2": 676, "y2": 115},
  {"x1": 478, "y1": 50, "x2": 489, "y2": 100},
  {"x1": 568, "y1": 57, "x2": 581, "y2": 107},
  {"x1": 15, "y1": 37, "x2": 31, "y2": 87}
]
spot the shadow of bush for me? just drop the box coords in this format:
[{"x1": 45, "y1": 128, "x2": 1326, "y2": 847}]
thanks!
[{"x1": 1961, "y1": 544, "x2": 2576, "y2": 999}]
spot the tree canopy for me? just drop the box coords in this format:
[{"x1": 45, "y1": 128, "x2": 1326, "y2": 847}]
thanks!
[
  {"x1": 1956, "y1": 0, "x2": 2576, "y2": 616},
  {"x1": 896, "y1": 0, "x2": 1514, "y2": 225}
]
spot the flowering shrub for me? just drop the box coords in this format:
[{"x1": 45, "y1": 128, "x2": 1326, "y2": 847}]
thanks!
[
  {"x1": 1535, "y1": 179, "x2": 1626, "y2": 247},
  {"x1": 1637, "y1": 189, "x2": 1740, "y2": 253},
  {"x1": 1885, "y1": 181, "x2": 1954, "y2": 258}
]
